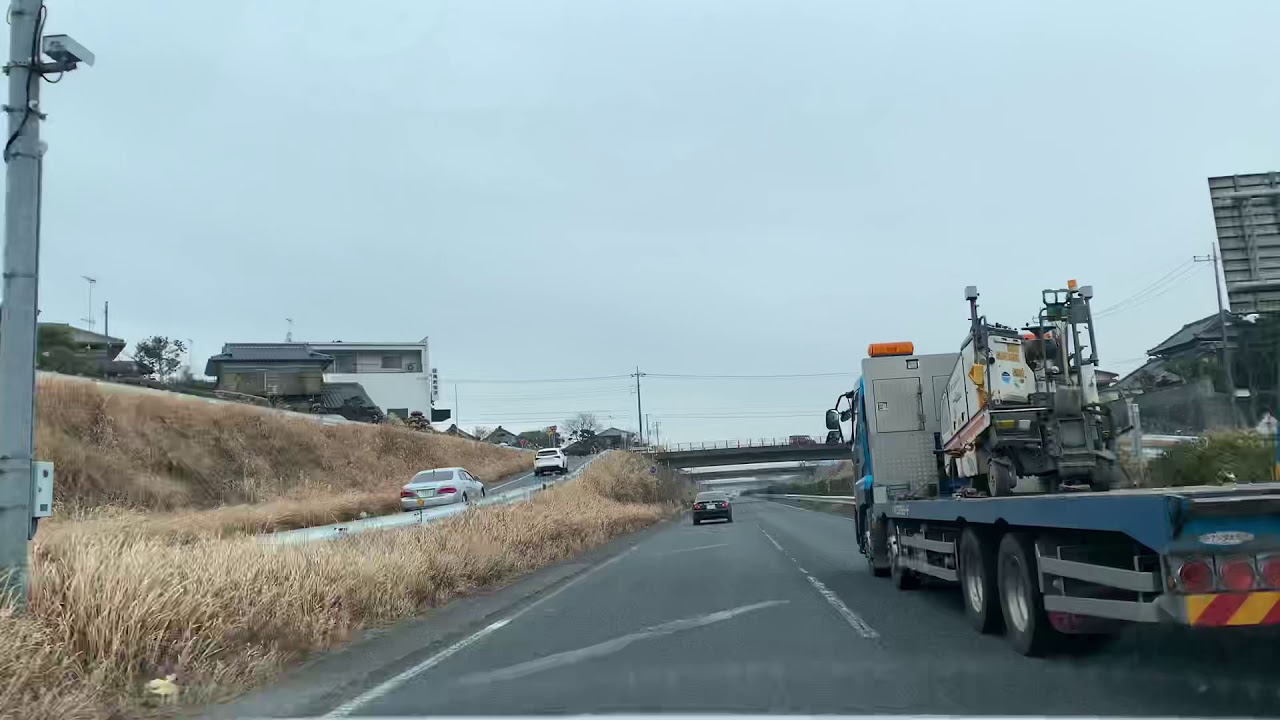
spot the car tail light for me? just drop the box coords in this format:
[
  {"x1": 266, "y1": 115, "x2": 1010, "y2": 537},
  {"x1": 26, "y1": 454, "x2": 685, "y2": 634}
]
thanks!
[
  {"x1": 400, "y1": 490, "x2": 415, "y2": 498},
  {"x1": 437, "y1": 487, "x2": 457, "y2": 495},
  {"x1": 693, "y1": 503, "x2": 704, "y2": 510},
  {"x1": 1176, "y1": 558, "x2": 1214, "y2": 593},
  {"x1": 1219, "y1": 557, "x2": 1257, "y2": 591},
  {"x1": 1260, "y1": 556, "x2": 1280, "y2": 589}
]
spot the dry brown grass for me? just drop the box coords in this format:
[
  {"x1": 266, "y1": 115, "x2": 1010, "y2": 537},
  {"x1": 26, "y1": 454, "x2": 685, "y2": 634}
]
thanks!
[
  {"x1": 35, "y1": 375, "x2": 529, "y2": 521},
  {"x1": 0, "y1": 451, "x2": 679, "y2": 719}
]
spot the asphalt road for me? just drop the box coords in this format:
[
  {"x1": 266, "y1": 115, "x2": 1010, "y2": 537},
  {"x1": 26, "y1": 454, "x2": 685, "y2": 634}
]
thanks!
[
  {"x1": 485, "y1": 455, "x2": 589, "y2": 496},
  {"x1": 225, "y1": 497, "x2": 1280, "y2": 717}
]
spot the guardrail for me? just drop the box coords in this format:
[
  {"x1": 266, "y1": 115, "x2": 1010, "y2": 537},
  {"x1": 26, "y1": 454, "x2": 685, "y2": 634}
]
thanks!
[
  {"x1": 260, "y1": 453, "x2": 607, "y2": 545},
  {"x1": 764, "y1": 493, "x2": 859, "y2": 506},
  {"x1": 665, "y1": 436, "x2": 827, "y2": 452}
]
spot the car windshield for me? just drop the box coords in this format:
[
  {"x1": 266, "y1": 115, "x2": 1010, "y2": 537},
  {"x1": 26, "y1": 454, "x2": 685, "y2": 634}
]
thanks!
[{"x1": 21, "y1": 3, "x2": 1278, "y2": 718}]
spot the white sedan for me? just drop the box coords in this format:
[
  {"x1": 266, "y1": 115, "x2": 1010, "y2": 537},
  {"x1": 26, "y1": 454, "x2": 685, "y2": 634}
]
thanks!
[{"x1": 400, "y1": 467, "x2": 486, "y2": 511}]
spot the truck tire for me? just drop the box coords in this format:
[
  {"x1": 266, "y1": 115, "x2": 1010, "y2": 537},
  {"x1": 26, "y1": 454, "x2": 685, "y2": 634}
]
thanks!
[
  {"x1": 864, "y1": 511, "x2": 890, "y2": 577},
  {"x1": 959, "y1": 528, "x2": 1002, "y2": 634},
  {"x1": 996, "y1": 532, "x2": 1057, "y2": 655},
  {"x1": 888, "y1": 521, "x2": 919, "y2": 590}
]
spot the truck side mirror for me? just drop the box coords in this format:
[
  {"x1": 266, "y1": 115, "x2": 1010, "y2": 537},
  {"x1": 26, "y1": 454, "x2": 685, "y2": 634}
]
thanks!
[{"x1": 825, "y1": 409, "x2": 840, "y2": 430}]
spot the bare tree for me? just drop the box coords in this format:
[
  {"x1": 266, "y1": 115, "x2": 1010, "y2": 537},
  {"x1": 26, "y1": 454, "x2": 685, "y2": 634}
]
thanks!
[
  {"x1": 472, "y1": 425, "x2": 493, "y2": 440},
  {"x1": 564, "y1": 412, "x2": 603, "y2": 442}
]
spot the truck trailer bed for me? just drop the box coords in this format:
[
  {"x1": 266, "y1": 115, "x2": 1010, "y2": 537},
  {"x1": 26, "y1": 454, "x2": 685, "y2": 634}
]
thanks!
[{"x1": 885, "y1": 482, "x2": 1280, "y2": 555}]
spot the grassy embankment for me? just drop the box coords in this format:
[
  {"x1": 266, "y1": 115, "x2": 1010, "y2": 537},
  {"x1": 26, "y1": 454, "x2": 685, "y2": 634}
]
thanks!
[
  {"x1": 3, "y1": 452, "x2": 685, "y2": 718},
  {"x1": 37, "y1": 376, "x2": 531, "y2": 537}
]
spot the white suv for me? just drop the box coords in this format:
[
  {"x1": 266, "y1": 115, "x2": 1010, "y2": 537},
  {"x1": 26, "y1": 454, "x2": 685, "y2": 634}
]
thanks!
[{"x1": 534, "y1": 448, "x2": 568, "y2": 476}]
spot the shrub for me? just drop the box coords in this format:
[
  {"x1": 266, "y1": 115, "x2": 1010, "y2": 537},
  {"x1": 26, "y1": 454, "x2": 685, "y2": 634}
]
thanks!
[{"x1": 1148, "y1": 431, "x2": 1275, "y2": 486}]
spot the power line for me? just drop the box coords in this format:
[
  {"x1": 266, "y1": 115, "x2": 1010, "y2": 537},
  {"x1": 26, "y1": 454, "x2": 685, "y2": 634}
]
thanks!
[
  {"x1": 1092, "y1": 260, "x2": 1198, "y2": 318},
  {"x1": 443, "y1": 374, "x2": 632, "y2": 384},
  {"x1": 647, "y1": 371, "x2": 852, "y2": 380},
  {"x1": 1094, "y1": 264, "x2": 1206, "y2": 319}
]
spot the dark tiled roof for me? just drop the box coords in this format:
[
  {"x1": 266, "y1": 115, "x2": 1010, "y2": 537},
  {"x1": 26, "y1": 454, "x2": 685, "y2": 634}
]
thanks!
[
  {"x1": 1147, "y1": 314, "x2": 1227, "y2": 357},
  {"x1": 319, "y1": 382, "x2": 376, "y2": 410},
  {"x1": 205, "y1": 344, "x2": 332, "y2": 376}
]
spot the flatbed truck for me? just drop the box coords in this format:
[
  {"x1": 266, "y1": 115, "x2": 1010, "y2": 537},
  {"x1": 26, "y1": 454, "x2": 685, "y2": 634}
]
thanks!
[{"x1": 825, "y1": 331, "x2": 1280, "y2": 655}]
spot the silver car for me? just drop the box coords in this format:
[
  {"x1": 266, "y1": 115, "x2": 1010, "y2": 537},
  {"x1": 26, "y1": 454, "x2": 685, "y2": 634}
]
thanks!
[{"x1": 399, "y1": 467, "x2": 486, "y2": 511}]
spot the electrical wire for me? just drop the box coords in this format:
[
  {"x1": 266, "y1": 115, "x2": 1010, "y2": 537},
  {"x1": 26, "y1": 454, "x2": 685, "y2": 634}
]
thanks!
[
  {"x1": 1091, "y1": 260, "x2": 1196, "y2": 317},
  {"x1": 1093, "y1": 264, "x2": 1206, "y2": 319},
  {"x1": 646, "y1": 371, "x2": 851, "y2": 380},
  {"x1": 444, "y1": 374, "x2": 632, "y2": 384},
  {"x1": 4, "y1": 3, "x2": 45, "y2": 159}
]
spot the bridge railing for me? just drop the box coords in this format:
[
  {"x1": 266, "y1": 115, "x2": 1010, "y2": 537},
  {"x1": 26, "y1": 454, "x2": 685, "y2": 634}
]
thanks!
[{"x1": 664, "y1": 436, "x2": 827, "y2": 452}]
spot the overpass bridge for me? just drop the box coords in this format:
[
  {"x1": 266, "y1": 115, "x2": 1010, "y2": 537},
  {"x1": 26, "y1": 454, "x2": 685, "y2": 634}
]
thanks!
[
  {"x1": 655, "y1": 436, "x2": 851, "y2": 469},
  {"x1": 687, "y1": 464, "x2": 819, "y2": 483}
]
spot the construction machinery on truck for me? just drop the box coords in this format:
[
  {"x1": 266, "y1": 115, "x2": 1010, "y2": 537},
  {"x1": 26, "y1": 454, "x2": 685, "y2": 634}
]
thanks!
[
  {"x1": 939, "y1": 280, "x2": 1123, "y2": 495},
  {"x1": 822, "y1": 281, "x2": 1280, "y2": 655}
]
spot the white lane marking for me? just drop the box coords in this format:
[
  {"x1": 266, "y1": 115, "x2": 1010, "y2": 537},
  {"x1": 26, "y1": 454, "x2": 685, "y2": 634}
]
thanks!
[
  {"x1": 324, "y1": 543, "x2": 637, "y2": 717},
  {"x1": 458, "y1": 600, "x2": 788, "y2": 685},
  {"x1": 757, "y1": 526, "x2": 879, "y2": 640},
  {"x1": 656, "y1": 542, "x2": 729, "y2": 557},
  {"x1": 803, "y1": 574, "x2": 879, "y2": 639},
  {"x1": 323, "y1": 619, "x2": 510, "y2": 717},
  {"x1": 489, "y1": 470, "x2": 536, "y2": 491}
]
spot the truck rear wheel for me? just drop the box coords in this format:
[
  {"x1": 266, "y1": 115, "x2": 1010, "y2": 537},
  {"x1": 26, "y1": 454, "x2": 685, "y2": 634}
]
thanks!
[
  {"x1": 888, "y1": 521, "x2": 919, "y2": 590},
  {"x1": 959, "y1": 528, "x2": 1002, "y2": 634},
  {"x1": 997, "y1": 532, "x2": 1058, "y2": 655}
]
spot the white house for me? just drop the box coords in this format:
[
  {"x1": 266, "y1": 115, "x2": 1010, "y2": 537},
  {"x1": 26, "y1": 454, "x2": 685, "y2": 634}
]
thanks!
[
  {"x1": 306, "y1": 338, "x2": 437, "y2": 418},
  {"x1": 213, "y1": 337, "x2": 439, "y2": 419}
]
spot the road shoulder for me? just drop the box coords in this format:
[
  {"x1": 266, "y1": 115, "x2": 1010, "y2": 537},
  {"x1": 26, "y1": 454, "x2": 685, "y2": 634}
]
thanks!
[{"x1": 206, "y1": 513, "x2": 681, "y2": 719}]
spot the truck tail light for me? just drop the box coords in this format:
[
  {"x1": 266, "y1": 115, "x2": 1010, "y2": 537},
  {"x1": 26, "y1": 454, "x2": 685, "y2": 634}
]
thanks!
[
  {"x1": 1219, "y1": 557, "x2": 1257, "y2": 591},
  {"x1": 1260, "y1": 556, "x2": 1280, "y2": 589},
  {"x1": 1176, "y1": 558, "x2": 1214, "y2": 593}
]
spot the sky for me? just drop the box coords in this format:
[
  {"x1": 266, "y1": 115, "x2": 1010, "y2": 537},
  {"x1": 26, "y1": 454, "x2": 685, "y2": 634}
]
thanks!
[{"x1": 23, "y1": 0, "x2": 1280, "y2": 442}]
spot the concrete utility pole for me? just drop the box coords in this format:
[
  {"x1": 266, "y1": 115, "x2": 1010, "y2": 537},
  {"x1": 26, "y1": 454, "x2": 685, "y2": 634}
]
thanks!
[
  {"x1": 0, "y1": 1, "x2": 92, "y2": 605},
  {"x1": 633, "y1": 367, "x2": 644, "y2": 445},
  {"x1": 1195, "y1": 246, "x2": 1240, "y2": 426}
]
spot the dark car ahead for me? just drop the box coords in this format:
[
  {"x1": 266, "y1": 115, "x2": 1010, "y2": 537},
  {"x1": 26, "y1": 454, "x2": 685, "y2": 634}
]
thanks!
[{"x1": 692, "y1": 491, "x2": 732, "y2": 525}]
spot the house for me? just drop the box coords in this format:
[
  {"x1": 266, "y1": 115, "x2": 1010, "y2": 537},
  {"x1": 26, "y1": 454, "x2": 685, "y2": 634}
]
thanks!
[
  {"x1": 442, "y1": 424, "x2": 476, "y2": 440},
  {"x1": 205, "y1": 344, "x2": 334, "y2": 396},
  {"x1": 483, "y1": 426, "x2": 519, "y2": 445},
  {"x1": 595, "y1": 427, "x2": 637, "y2": 450},
  {"x1": 210, "y1": 338, "x2": 436, "y2": 419},
  {"x1": 1111, "y1": 313, "x2": 1239, "y2": 433}
]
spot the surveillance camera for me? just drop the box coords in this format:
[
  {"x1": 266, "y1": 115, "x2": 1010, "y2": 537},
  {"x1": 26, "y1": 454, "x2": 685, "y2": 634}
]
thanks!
[{"x1": 42, "y1": 34, "x2": 94, "y2": 68}]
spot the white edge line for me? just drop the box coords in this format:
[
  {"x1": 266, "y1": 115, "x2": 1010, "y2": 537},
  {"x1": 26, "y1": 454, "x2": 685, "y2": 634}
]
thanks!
[
  {"x1": 804, "y1": 573, "x2": 879, "y2": 639},
  {"x1": 323, "y1": 543, "x2": 638, "y2": 717},
  {"x1": 757, "y1": 525, "x2": 878, "y2": 640}
]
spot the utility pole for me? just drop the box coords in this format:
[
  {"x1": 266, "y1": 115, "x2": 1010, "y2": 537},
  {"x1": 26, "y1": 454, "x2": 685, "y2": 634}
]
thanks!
[
  {"x1": 285, "y1": 317, "x2": 294, "y2": 343},
  {"x1": 633, "y1": 366, "x2": 644, "y2": 445},
  {"x1": 0, "y1": 1, "x2": 93, "y2": 606},
  {"x1": 101, "y1": 300, "x2": 108, "y2": 338},
  {"x1": 79, "y1": 275, "x2": 95, "y2": 330},
  {"x1": 454, "y1": 384, "x2": 459, "y2": 429},
  {"x1": 1196, "y1": 246, "x2": 1240, "y2": 426}
]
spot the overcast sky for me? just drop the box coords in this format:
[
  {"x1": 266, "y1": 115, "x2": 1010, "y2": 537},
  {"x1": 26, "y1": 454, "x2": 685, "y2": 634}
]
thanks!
[{"x1": 26, "y1": 0, "x2": 1280, "y2": 441}]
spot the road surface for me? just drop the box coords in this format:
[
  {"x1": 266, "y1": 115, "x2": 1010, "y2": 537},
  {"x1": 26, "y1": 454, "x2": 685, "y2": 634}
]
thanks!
[
  {"x1": 219, "y1": 497, "x2": 1280, "y2": 717},
  {"x1": 485, "y1": 455, "x2": 589, "y2": 495}
]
